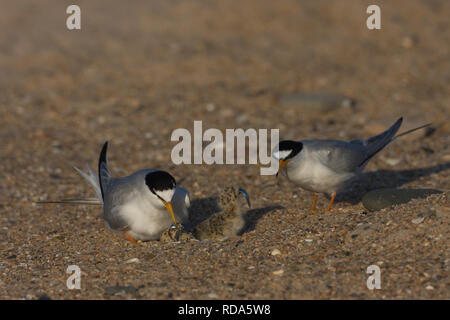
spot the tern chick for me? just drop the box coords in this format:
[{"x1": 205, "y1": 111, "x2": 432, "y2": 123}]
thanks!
[
  {"x1": 273, "y1": 117, "x2": 431, "y2": 211},
  {"x1": 193, "y1": 187, "x2": 251, "y2": 241},
  {"x1": 72, "y1": 142, "x2": 190, "y2": 243}
]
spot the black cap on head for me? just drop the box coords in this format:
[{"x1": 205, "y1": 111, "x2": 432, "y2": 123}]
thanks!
[
  {"x1": 277, "y1": 140, "x2": 303, "y2": 160},
  {"x1": 145, "y1": 171, "x2": 176, "y2": 194}
]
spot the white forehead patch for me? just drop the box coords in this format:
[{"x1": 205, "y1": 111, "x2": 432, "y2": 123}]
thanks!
[
  {"x1": 154, "y1": 189, "x2": 176, "y2": 203},
  {"x1": 272, "y1": 150, "x2": 292, "y2": 160}
]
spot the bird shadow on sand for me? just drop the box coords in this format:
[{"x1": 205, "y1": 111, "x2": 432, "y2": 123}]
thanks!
[
  {"x1": 187, "y1": 197, "x2": 220, "y2": 226},
  {"x1": 240, "y1": 205, "x2": 284, "y2": 234},
  {"x1": 335, "y1": 161, "x2": 450, "y2": 205},
  {"x1": 186, "y1": 196, "x2": 283, "y2": 235}
]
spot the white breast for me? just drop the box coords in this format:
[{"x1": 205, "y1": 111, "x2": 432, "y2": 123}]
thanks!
[
  {"x1": 119, "y1": 196, "x2": 173, "y2": 241},
  {"x1": 287, "y1": 151, "x2": 355, "y2": 194}
]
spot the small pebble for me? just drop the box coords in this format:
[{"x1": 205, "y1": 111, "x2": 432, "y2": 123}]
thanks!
[
  {"x1": 145, "y1": 132, "x2": 153, "y2": 139},
  {"x1": 105, "y1": 285, "x2": 137, "y2": 295},
  {"x1": 271, "y1": 249, "x2": 281, "y2": 256},
  {"x1": 425, "y1": 285, "x2": 434, "y2": 290},
  {"x1": 411, "y1": 217, "x2": 424, "y2": 224},
  {"x1": 273, "y1": 269, "x2": 284, "y2": 276},
  {"x1": 125, "y1": 258, "x2": 140, "y2": 264},
  {"x1": 384, "y1": 158, "x2": 401, "y2": 166}
]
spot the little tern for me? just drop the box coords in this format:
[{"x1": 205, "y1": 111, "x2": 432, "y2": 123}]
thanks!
[
  {"x1": 273, "y1": 117, "x2": 431, "y2": 211},
  {"x1": 42, "y1": 142, "x2": 191, "y2": 243}
]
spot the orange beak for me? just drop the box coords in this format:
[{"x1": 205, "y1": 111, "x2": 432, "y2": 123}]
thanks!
[
  {"x1": 276, "y1": 159, "x2": 290, "y2": 177},
  {"x1": 163, "y1": 201, "x2": 177, "y2": 224}
]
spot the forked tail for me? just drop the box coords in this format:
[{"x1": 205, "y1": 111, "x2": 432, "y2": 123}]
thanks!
[
  {"x1": 38, "y1": 142, "x2": 111, "y2": 206},
  {"x1": 73, "y1": 163, "x2": 103, "y2": 204},
  {"x1": 357, "y1": 117, "x2": 432, "y2": 167}
]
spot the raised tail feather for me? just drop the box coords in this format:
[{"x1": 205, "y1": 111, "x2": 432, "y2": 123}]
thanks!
[
  {"x1": 38, "y1": 163, "x2": 105, "y2": 205},
  {"x1": 362, "y1": 117, "x2": 403, "y2": 163},
  {"x1": 37, "y1": 143, "x2": 111, "y2": 206},
  {"x1": 98, "y1": 141, "x2": 111, "y2": 202},
  {"x1": 73, "y1": 141, "x2": 111, "y2": 204},
  {"x1": 73, "y1": 163, "x2": 104, "y2": 204},
  {"x1": 356, "y1": 117, "x2": 432, "y2": 167},
  {"x1": 36, "y1": 164, "x2": 103, "y2": 205}
]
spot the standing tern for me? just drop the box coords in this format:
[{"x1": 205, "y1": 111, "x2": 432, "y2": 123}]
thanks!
[{"x1": 273, "y1": 117, "x2": 431, "y2": 211}]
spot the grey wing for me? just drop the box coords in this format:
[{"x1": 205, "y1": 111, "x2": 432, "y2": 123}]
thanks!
[
  {"x1": 102, "y1": 179, "x2": 135, "y2": 231},
  {"x1": 104, "y1": 205, "x2": 130, "y2": 231},
  {"x1": 307, "y1": 140, "x2": 368, "y2": 173},
  {"x1": 172, "y1": 186, "x2": 190, "y2": 223}
]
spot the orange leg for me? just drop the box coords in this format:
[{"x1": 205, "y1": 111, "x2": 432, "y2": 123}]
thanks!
[
  {"x1": 325, "y1": 193, "x2": 336, "y2": 211},
  {"x1": 123, "y1": 232, "x2": 137, "y2": 244},
  {"x1": 311, "y1": 194, "x2": 318, "y2": 211}
]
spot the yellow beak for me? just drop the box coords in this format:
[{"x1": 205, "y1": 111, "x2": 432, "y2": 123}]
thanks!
[
  {"x1": 276, "y1": 159, "x2": 290, "y2": 176},
  {"x1": 163, "y1": 201, "x2": 177, "y2": 224}
]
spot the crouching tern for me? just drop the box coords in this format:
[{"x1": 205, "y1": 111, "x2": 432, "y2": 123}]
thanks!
[
  {"x1": 48, "y1": 142, "x2": 191, "y2": 243},
  {"x1": 273, "y1": 117, "x2": 431, "y2": 211}
]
